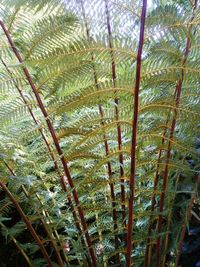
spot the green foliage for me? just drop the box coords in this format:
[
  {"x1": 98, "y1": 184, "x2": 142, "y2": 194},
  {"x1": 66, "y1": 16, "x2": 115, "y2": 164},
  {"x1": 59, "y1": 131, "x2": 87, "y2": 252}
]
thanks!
[{"x1": 0, "y1": 0, "x2": 199, "y2": 266}]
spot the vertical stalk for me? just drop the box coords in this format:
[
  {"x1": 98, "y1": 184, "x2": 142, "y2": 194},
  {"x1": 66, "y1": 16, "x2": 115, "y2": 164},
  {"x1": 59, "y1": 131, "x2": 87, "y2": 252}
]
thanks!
[
  {"x1": 145, "y1": 58, "x2": 194, "y2": 267},
  {"x1": 145, "y1": 116, "x2": 173, "y2": 267},
  {"x1": 156, "y1": 2, "x2": 197, "y2": 263},
  {"x1": 0, "y1": 20, "x2": 97, "y2": 267},
  {"x1": 0, "y1": 181, "x2": 54, "y2": 267},
  {"x1": 4, "y1": 160, "x2": 88, "y2": 267},
  {"x1": 144, "y1": 139, "x2": 167, "y2": 267},
  {"x1": 156, "y1": 83, "x2": 184, "y2": 267},
  {"x1": 4, "y1": 161, "x2": 16, "y2": 176},
  {"x1": 104, "y1": 0, "x2": 127, "y2": 235},
  {"x1": 79, "y1": 0, "x2": 121, "y2": 265},
  {"x1": 145, "y1": 2, "x2": 197, "y2": 265},
  {"x1": 126, "y1": 0, "x2": 147, "y2": 266}
]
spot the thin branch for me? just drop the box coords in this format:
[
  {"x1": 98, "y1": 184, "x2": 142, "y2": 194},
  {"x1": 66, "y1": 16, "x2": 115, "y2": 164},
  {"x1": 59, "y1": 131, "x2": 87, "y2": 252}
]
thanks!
[
  {"x1": 104, "y1": 0, "x2": 127, "y2": 244},
  {"x1": 126, "y1": 0, "x2": 147, "y2": 266},
  {"x1": 79, "y1": 0, "x2": 121, "y2": 264},
  {"x1": 144, "y1": 117, "x2": 171, "y2": 267}
]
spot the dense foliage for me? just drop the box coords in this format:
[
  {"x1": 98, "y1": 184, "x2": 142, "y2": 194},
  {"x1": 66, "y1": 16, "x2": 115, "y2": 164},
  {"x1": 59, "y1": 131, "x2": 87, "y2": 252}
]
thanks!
[{"x1": 0, "y1": 0, "x2": 199, "y2": 266}]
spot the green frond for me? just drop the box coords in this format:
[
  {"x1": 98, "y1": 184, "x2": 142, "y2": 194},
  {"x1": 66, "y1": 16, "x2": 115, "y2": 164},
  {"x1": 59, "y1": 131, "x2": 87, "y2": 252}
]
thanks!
[{"x1": 0, "y1": 0, "x2": 199, "y2": 266}]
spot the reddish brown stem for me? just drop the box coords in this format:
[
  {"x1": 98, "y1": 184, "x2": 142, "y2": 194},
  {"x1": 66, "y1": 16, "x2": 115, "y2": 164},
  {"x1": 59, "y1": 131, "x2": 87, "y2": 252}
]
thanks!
[
  {"x1": 156, "y1": 10, "x2": 196, "y2": 265},
  {"x1": 99, "y1": 104, "x2": 121, "y2": 265},
  {"x1": 156, "y1": 120, "x2": 179, "y2": 266},
  {"x1": 1, "y1": 56, "x2": 90, "y2": 266},
  {"x1": 144, "y1": 55, "x2": 193, "y2": 266},
  {"x1": 145, "y1": 1, "x2": 197, "y2": 263},
  {"x1": 0, "y1": 181, "x2": 54, "y2": 267},
  {"x1": 145, "y1": 114, "x2": 174, "y2": 266},
  {"x1": 80, "y1": 0, "x2": 121, "y2": 264},
  {"x1": 144, "y1": 146, "x2": 165, "y2": 267},
  {"x1": 0, "y1": 20, "x2": 97, "y2": 267},
  {"x1": 104, "y1": 0, "x2": 127, "y2": 235},
  {"x1": 126, "y1": 0, "x2": 147, "y2": 266}
]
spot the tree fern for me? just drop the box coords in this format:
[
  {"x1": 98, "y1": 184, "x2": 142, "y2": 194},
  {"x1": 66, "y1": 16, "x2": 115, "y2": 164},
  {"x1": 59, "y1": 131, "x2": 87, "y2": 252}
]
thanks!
[{"x1": 0, "y1": 0, "x2": 200, "y2": 266}]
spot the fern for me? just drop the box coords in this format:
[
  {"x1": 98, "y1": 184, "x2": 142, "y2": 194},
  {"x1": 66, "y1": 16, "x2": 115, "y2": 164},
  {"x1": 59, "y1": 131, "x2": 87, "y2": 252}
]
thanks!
[{"x1": 0, "y1": 0, "x2": 200, "y2": 266}]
